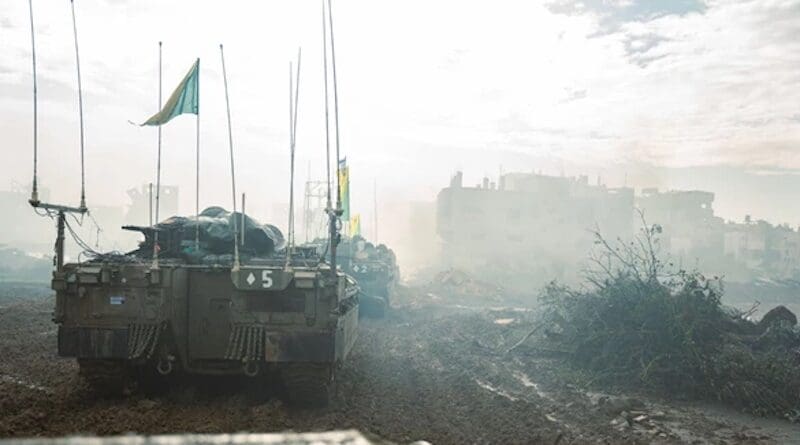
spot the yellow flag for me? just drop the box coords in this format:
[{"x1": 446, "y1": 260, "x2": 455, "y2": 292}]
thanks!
[
  {"x1": 350, "y1": 213, "x2": 361, "y2": 236},
  {"x1": 338, "y1": 159, "x2": 350, "y2": 220}
]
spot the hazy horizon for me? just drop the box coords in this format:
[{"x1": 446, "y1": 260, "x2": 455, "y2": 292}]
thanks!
[{"x1": 1, "y1": 0, "x2": 799, "y2": 251}]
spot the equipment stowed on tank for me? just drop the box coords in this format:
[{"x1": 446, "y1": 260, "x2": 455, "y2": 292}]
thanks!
[{"x1": 53, "y1": 208, "x2": 359, "y2": 406}]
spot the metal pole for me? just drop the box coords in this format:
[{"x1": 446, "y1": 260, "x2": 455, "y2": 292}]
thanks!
[
  {"x1": 28, "y1": 0, "x2": 39, "y2": 203},
  {"x1": 293, "y1": 49, "x2": 301, "y2": 148},
  {"x1": 195, "y1": 59, "x2": 201, "y2": 250},
  {"x1": 148, "y1": 182, "x2": 153, "y2": 226},
  {"x1": 286, "y1": 61, "x2": 294, "y2": 269},
  {"x1": 219, "y1": 44, "x2": 240, "y2": 271},
  {"x1": 327, "y1": 0, "x2": 342, "y2": 211},
  {"x1": 321, "y1": 0, "x2": 332, "y2": 210},
  {"x1": 69, "y1": 0, "x2": 86, "y2": 210},
  {"x1": 56, "y1": 212, "x2": 65, "y2": 273},
  {"x1": 304, "y1": 163, "x2": 311, "y2": 242},
  {"x1": 241, "y1": 192, "x2": 246, "y2": 247},
  {"x1": 287, "y1": 49, "x2": 302, "y2": 265},
  {"x1": 152, "y1": 41, "x2": 163, "y2": 269},
  {"x1": 374, "y1": 178, "x2": 378, "y2": 243}
]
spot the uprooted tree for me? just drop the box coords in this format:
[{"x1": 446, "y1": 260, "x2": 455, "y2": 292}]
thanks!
[{"x1": 537, "y1": 212, "x2": 800, "y2": 417}]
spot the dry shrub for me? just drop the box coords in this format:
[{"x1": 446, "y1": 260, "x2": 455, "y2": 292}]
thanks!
[{"x1": 539, "y1": 215, "x2": 800, "y2": 417}]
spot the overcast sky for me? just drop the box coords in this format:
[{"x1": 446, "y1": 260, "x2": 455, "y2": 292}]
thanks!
[{"x1": 1, "y1": 0, "x2": 799, "y2": 227}]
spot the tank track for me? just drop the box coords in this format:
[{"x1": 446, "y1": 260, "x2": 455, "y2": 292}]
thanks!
[
  {"x1": 281, "y1": 363, "x2": 335, "y2": 408},
  {"x1": 78, "y1": 359, "x2": 128, "y2": 396}
]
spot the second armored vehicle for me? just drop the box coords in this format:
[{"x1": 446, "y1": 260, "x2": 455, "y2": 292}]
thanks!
[{"x1": 307, "y1": 235, "x2": 398, "y2": 318}]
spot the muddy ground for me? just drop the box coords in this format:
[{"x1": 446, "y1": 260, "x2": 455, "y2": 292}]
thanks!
[{"x1": 1, "y1": 282, "x2": 799, "y2": 444}]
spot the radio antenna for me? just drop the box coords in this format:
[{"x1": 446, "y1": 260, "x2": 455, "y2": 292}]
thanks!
[
  {"x1": 28, "y1": 0, "x2": 39, "y2": 203},
  {"x1": 151, "y1": 41, "x2": 163, "y2": 269},
  {"x1": 327, "y1": 0, "x2": 342, "y2": 212},
  {"x1": 220, "y1": 44, "x2": 240, "y2": 271},
  {"x1": 286, "y1": 49, "x2": 302, "y2": 269},
  {"x1": 322, "y1": 0, "x2": 332, "y2": 210},
  {"x1": 70, "y1": 0, "x2": 87, "y2": 210},
  {"x1": 26, "y1": 0, "x2": 89, "y2": 275}
]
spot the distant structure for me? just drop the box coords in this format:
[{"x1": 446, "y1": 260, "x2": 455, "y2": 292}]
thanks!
[
  {"x1": 721, "y1": 218, "x2": 800, "y2": 280},
  {"x1": 437, "y1": 171, "x2": 800, "y2": 286},
  {"x1": 0, "y1": 183, "x2": 53, "y2": 253},
  {"x1": 125, "y1": 184, "x2": 179, "y2": 226},
  {"x1": 636, "y1": 188, "x2": 724, "y2": 262},
  {"x1": 303, "y1": 180, "x2": 329, "y2": 242},
  {"x1": 437, "y1": 171, "x2": 634, "y2": 286},
  {"x1": 0, "y1": 182, "x2": 133, "y2": 256}
]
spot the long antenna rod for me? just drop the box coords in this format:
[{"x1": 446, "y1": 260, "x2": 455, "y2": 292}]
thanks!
[
  {"x1": 152, "y1": 41, "x2": 163, "y2": 269},
  {"x1": 220, "y1": 44, "x2": 240, "y2": 271},
  {"x1": 28, "y1": 0, "x2": 38, "y2": 203},
  {"x1": 291, "y1": 50, "x2": 302, "y2": 252},
  {"x1": 286, "y1": 61, "x2": 294, "y2": 268},
  {"x1": 241, "y1": 192, "x2": 246, "y2": 247},
  {"x1": 69, "y1": 0, "x2": 86, "y2": 210},
  {"x1": 293, "y1": 49, "x2": 302, "y2": 146},
  {"x1": 322, "y1": 0, "x2": 332, "y2": 209},
  {"x1": 148, "y1": 182, "x2": 153, "y2": 226},
  {"x1": 327, "y1": 0, "x2": 342, "y2": 211},
  {"x1": 286, "y1": 50, "x2": 302, "y2": 268}
]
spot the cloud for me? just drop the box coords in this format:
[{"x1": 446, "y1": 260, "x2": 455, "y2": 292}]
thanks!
[
  {"x1": 622, "y1": 32, "x2": 671, "y2": 67},
  {"x1": 547, "y1": 0, "x2": 707, "y2": 33},
  {"x1": 560, "y1": 88, "x2": 588, "y2": 103}
]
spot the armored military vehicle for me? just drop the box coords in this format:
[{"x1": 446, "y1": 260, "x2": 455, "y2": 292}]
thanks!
[
  {"x1": 305, "y1": 235, "x2": 398, "y2": 318},
  {"x1": 27, "y1": 0, "x2": 356, "y2": 407},
  {"x1": 53, "y1": 208, "x2": 358, "y2": 406}
]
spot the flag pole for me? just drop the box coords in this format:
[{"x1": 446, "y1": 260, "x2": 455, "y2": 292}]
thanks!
[
  {"x1": 220, "y1": 44, "x2": 240, "y2": 271},
  {"x1": 195, "y1": 58, "x2": 200, "y2": 250},
  {"x1": 152, "y1": 41, "x2": 163, "y2": 270},
  {"x1": 148, "y1": 182, "x2": 153, "y2": 226}
]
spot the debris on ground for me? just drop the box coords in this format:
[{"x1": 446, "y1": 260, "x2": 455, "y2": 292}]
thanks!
[{"x1": 428, "y1": 268, "x2": 505, "y2": 301}]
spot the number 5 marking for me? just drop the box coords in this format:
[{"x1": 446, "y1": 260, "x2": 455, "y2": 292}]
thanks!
[{"x1": 262, "y1": 270, "x2": 274, "y2": 288}]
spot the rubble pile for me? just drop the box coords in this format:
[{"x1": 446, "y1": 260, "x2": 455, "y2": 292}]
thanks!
[
  {"x1": 429, "y1": 269, "x2": 505, "y2": 300},
  {"x1": 536, "y1": 226, "x2": 800, "y2": 418}
]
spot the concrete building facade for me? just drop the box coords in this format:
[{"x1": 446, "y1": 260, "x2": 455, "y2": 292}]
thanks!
[
  {"x1": 437, "y1": 171, "x2": 634, "y2": 286},
  {"x1": 437, "y1": 171, "x2": 800, "y2": 285}
]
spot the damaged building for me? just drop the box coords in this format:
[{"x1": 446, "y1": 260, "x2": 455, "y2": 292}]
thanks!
[
  {"x1": 437, "y1": 171, "x2": 634, "y2": 287},
  {"x1": 635, "y1": 188, "x2": 725, "y2": 268},
  {"x1": 437, "y1": 171, "x2": 800, "y2": 286}
]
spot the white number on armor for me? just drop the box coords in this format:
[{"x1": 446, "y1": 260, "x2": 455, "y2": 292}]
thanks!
[{"x1": 262, "y1": 270, "x2": 274, "y2": 288}]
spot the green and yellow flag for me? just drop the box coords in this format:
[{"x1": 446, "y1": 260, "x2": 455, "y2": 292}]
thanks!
[
  {"x1": 338, "y1": 158, "x2": 350, "y2": 220},
  {"x1": 142, "y1": 59, "x2": 199, "y2": 126},
  {"x1": 350, "y1": 214, "x2": 361, "y2": 236}
]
